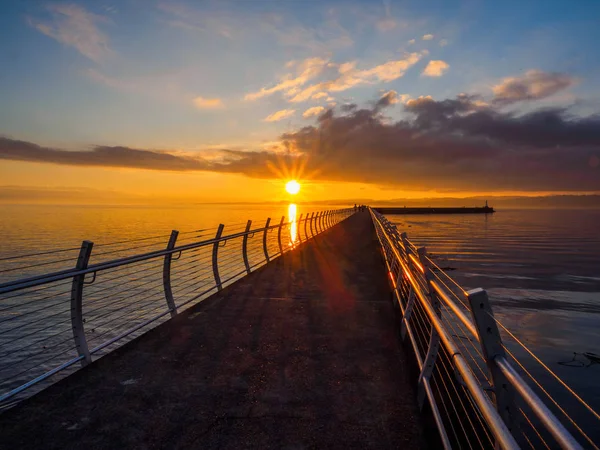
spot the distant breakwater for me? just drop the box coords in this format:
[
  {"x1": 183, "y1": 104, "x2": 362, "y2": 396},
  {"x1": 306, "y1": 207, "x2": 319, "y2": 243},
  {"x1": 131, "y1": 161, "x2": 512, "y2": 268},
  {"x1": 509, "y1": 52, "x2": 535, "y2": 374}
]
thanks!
[{"x1": 375, "y1": 206, "x2": 495, "y2": 215}]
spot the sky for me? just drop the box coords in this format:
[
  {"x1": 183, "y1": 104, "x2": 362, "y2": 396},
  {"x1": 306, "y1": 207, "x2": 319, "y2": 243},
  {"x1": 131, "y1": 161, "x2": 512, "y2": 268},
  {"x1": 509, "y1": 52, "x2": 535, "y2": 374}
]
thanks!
[{"x1": 1, "y1": 0, "x2": 599, "y2": 203}]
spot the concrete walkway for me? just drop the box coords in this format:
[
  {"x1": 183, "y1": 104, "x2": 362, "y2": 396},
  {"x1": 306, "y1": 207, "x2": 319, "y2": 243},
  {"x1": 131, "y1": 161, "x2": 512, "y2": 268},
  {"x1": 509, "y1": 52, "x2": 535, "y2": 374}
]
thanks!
[{"x1": 1, "y1": 211, "x2": 425, "y2": 449}]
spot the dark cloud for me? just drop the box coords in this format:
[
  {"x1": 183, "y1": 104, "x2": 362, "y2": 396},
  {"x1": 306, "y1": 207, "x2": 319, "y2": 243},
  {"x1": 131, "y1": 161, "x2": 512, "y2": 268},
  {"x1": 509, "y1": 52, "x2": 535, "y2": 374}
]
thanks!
[
  {"x1": 0, "y1": 138, "x2": 210, "y2": 171},
  {"x1": 2, "y1": 91, "x2": 600, "y2": 192},
  {"x1": 374, "y1": 90, "x2": 399, "y2": 110},
  {"x1": 492, "y1": 70, "x2": 575, "y2": 105},
  {"x1": 279, "y1": 95, "x2": 600, "y2": 191}
]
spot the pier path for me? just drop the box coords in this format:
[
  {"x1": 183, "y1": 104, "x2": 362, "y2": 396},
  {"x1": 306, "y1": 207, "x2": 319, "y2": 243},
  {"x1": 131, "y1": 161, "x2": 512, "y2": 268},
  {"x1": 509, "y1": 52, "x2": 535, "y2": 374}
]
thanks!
[{"x1": 0, "y1": 211, "x2": 425, "y2": 449}]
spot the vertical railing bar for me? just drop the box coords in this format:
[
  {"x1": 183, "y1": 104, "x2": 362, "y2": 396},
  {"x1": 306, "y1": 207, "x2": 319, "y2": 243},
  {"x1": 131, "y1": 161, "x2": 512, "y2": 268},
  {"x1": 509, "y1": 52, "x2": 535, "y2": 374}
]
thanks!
[
  {"x1": 416, "y1": 246, "x2": 441, "y2": 409},
  {"x1": 71, "y1": 240, "x2": 93, "y2": 367},
  {"x1": 468, "y1": 288, "x2": 519, "y2": 436},
  {"x1": 316, "y1": 211, "x2": 322, "y2": 235},
  {"x1": 309, "y1": 212, "x2": 315, "y2": 238},
  {"x1": 297, "y1": 214, "x2": 303, "y2": 243},
  {"x1": 163, "y1": 230, "x2": 179, "y2": 317},
  {"x1": 242, "y1": 220, "x2": 252, "y2": 274},
  {"x1": 401, "y1": 285, "x2": 416, "y2": 341},
  {"x1": 277, "y1": 216, "x2": 284, "y2": 255},
  {"x1": 304, "y1": 212, "x2": 310, "y2": 241},
  {"x1": 263, "y1": 218, "x2": 271, "y2": 263},
  {"x1": 212, "y1": 224, "x2": 224, "y2": 291}
]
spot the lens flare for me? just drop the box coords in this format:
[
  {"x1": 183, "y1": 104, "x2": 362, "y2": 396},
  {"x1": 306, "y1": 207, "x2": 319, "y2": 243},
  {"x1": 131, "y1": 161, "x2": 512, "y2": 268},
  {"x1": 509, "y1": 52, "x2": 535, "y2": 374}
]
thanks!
[{"x1": 285, "y1": 180, "x2": 300, "y2": 195}]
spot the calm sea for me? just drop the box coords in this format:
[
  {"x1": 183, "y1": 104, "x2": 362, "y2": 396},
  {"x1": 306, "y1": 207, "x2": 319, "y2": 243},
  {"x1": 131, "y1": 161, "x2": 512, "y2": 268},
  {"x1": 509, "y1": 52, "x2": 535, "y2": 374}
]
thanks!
[
  {"x1": 387, "y1": 208, "x2": 600, "y2": 444},
  {"x1": 1, "y1": 204, "x2": 599, "y2": 442}
]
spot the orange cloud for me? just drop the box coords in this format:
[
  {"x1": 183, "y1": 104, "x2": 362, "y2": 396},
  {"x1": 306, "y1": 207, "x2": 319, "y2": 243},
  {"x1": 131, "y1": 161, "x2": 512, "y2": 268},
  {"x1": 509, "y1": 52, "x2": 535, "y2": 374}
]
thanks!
[
  {"x1": 193, "y1": 96, "x2": 224, "y2": 109},
  {"x1": 244, "y1": 57, "x2": 328, "y2": 101},
  {"x1": 302, "y1": 106, "x2": 325, "y2": 118},
  {"x1": 264, "y1": 109, "x2": 296, "y2": 122},
  {"x1": 288, "y1": 53, "x2": 423, "y2": 102},
  {"x1": 422, "y1": 60, "x2": 449, "y2": 77}
]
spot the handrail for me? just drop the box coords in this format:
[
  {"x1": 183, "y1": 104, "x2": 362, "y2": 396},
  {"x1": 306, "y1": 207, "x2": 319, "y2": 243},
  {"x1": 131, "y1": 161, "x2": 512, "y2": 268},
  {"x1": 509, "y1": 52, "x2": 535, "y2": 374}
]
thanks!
[
  {"x1": 0, "y1": 216, "x2": 332, "y2": 294},
  {"x1": 369, "y1": 207, "x2": 590, "y2": 450},
  {"x1": 371, "y1": 210, "x2": 518, "y2": 449},
  {"x1": 0, "y1": 207, "x2": 355, "y2": 406}
]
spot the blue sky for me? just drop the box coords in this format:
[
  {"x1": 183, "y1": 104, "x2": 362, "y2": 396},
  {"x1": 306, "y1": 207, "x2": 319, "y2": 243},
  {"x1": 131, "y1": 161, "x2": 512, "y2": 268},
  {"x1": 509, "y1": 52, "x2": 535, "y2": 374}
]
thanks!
[{"x1": 1, "y1": 0, "x2": 600, "y2": 200}]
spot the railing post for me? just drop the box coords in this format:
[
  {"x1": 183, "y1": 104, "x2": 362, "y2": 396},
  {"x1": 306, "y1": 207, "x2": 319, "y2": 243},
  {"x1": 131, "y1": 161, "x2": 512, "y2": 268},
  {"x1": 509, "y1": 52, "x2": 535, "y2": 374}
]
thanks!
[
  {"x1": 401, "y1": 232, "x2": 411, "y2": 261},
  {"x1": 401, "y1": 284, "x2": 416, "y2": 341},
  {"x1": 242, "y1": 220, "x2": 252, "y2": 274},
  {"x1": 297, "y1": 214, "x2": 303, "y2": 243},
  {"x1": 304, "y1": 212, "x2": 310, "y2": 241},
  {"x1": 71, "y1": 240, "x2": 93, "y2": 367},
  {"x1": 263, "y1": 218, "x2": 271, "y2": 262},
  {"x1": 416, "y1": 246, "x2": 441, "y2": 409},
  {"x1": 326, "y1": 210, "x2": 331, "y2": 229},
  {"x1": 163, "y1": 230, "x2": 179, "y2": 317},
  {"x1": 277, "y1": 215, "x2": 285, "y2": 255},
  {"x1": 309, "y1": 212, "x2": 315, "y2": 238},
  {"x1": 316, "y1": 212, "x2": 322, "y2": 234},
  {"x1": 212, "y1": 224, "x2": 225, "y2": 291},
  {"x1": 468, "y1": 288, "x2": 519, "y2": 435}
]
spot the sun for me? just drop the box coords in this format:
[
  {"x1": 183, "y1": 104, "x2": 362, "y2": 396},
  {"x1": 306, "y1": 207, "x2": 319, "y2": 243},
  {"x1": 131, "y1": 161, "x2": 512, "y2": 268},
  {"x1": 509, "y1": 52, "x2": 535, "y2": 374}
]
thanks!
[{"x1": 285, "y1": 180, "x2": 301, "y2": 195}]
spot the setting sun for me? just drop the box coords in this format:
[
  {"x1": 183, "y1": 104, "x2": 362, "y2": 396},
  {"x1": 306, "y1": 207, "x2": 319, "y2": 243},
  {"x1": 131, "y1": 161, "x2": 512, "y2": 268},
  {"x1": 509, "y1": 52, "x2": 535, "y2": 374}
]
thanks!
[{"x1": 285, "y1": 180, "x2": 301, "y2": 195}]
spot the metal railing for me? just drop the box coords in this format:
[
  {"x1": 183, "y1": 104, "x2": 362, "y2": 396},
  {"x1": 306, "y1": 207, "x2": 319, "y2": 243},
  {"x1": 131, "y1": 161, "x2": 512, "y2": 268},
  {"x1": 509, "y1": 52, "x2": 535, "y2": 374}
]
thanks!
[
  {"x1": 0, "y1": 208, "x2": 354, "y2": 408},
  {"x1": 370, "y1": 208, "x2": 599, "y2": 450}
]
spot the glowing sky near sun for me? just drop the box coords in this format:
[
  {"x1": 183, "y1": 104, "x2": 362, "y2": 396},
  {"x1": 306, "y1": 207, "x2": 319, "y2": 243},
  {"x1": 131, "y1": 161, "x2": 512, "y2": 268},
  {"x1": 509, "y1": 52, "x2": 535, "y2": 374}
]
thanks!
[{"x1": 0, "y1": 0, "x2": 599, "y2": 203}]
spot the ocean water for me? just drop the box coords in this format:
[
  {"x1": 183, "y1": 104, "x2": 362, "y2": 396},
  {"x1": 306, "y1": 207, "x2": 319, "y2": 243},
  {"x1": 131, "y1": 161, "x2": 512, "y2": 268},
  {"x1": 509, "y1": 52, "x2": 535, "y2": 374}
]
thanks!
[
  {"x1": 387, "y1": 208, "x2": 600, "y2": 445},
  {"x1": 0, "y1": 203, "x2": 343, "y2": 406},
  {"x1": 0, "y1": 204, "x2": 598, "y2": 444}
]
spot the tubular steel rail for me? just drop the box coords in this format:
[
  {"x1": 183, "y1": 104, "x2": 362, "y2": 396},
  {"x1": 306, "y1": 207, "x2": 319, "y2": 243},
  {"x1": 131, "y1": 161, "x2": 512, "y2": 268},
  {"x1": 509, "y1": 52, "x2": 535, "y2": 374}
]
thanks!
[
  {"x1": 0, "y1": 208, "x2": 354, "y2": 408},
  {"x1": 370, "y1": 208, "x2": 599, "y2": 450}
]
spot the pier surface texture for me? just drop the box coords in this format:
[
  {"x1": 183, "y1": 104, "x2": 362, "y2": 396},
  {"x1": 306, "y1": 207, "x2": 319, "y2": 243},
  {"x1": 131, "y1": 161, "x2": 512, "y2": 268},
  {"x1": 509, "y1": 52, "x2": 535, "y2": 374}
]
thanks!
[{"x1": 0, "y1": 212, "x2": 425, "y2": 449}]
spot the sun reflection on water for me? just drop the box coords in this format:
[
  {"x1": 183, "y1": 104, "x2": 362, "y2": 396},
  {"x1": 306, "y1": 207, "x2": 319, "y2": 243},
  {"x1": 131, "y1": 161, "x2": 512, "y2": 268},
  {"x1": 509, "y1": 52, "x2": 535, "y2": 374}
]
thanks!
[{"x1": 288, "y1": 203, "x2": 297, "y2": 246}]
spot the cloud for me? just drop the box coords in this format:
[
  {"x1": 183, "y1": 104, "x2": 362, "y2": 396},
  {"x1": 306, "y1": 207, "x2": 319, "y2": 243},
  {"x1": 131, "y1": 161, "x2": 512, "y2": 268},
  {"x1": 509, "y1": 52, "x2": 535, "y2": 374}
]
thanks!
[
  {"x1": 287, "y1": 52, "x2": 424, "y2": 102},
  {"x1": 408, "y1": 39, "x2": 416, "y2": 45},
  {"x1": 312, "y1": 92, "x2": 329, "y2": 100},
  {"x1": 264, "y1": 109, "x2": 296, "y2": 122},
  {"x1": 28, "y1": 4, "x2": 111, "y2": 63},
  {"x1": 244, "y1": 57, "x2": 328, "y2": 101},
  {"x1": 439, "y1": 39, "x2": 448, "y2": 47},
  {"x1": 302, "y1": 106, "x2": 325, "y2": 118},
  {"x1": 276, "y1": 94, "x2": 600, "y2": 191},
  {"x1": 159, "y1": 2, "x2": 352, "y2": 53},
  {"x1": 422, "y1": 34, "x2": 434, "y2": 40},
  {"x1": 245, "y1": 53, "x2": 423, "y2": 104},
  {"x1": 4, "y1": 90, "x2": 599, "y2": 193},
  {"x1": 375, "y1": 90, "x2": 400, "y2": 109},
  {"x1": 422, "y1": 60, "x2": 450, "y2": 77},
  {"x1": 193, "y1": 96, "x2": 224, "y2": 109},
  {"x1": 492, "y1": 70, "x2": 575, "y2": 104},
  {"x1": 0, "y1": 138, "x2": 209, "y2": 171}
]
